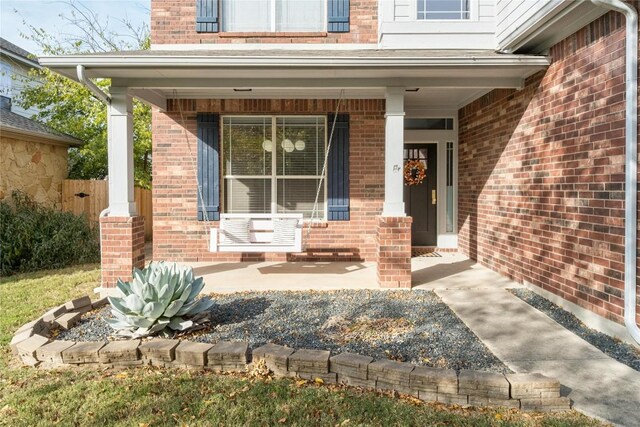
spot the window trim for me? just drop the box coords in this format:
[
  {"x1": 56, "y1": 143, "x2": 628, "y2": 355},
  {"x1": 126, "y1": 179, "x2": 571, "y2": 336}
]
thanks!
[
  {"x1": 221, "y1": 115, "x2": 328, "y2": 220},
  {"x1": 220, "y1": 0, "x2": 328, "y2": 33},
  {"x1": 411, "y1": 0, "x2": 477, "y2": 22}
]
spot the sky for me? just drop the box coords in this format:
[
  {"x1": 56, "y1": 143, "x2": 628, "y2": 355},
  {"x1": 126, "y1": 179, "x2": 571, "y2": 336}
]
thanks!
[{"x1": 1, "y1": 0, "x2": 150, "y2": 55}]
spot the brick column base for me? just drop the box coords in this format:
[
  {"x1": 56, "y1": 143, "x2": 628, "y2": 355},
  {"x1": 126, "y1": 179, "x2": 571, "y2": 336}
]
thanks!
[
  {"x1": 100, "y1": 216, "x2": 145, "y2": 288},
  {"x1": 376, "y1": 216, "x2": 412, "y2": 288}
]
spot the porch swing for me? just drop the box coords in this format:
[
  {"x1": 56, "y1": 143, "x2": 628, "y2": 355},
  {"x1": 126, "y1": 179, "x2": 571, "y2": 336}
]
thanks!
[{"x1": 180, "y1": 91, "x2": 346, "y2": 254}]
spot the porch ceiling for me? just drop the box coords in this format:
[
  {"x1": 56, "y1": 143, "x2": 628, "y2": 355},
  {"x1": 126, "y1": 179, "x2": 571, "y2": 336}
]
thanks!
[{"x1": 40, "y1": 49, "x2": 549, "y2": 109}]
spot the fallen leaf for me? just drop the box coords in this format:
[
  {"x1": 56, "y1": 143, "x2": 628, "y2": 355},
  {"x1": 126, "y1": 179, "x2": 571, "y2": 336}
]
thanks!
[
  {"x1": 314, "y1": 378, "x2": 324, "y2": 385},
  {"x1": 278, "y1": 417, "x2": 287, "y2": 423}
]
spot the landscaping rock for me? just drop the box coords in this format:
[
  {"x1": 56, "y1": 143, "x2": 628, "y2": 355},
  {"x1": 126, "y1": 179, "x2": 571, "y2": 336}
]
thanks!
[
  {"x1": 469, "y1": 396, "x2": 520, "y2": 409},
  {"x1": 252, "y1": 343, "x2": 294, "y2": 374},
  {"x1": 458, "y1": 370, "x2": 510, "y2": 399},
  {"x1": 62, "y1": 341, "x2": 106, "y2": 364},
  {"x1": 296, "y1": 372, "x2": 338, "y2": 384},
  {"x1": 175, "y1": 341, "x2": 213, "y2": 366},
  {"x1": 55, "y1": 312, "x2": 82, "y2": 330},
  {"x1": 10, "y1": 329, "x2": 36, "y2": 355},
  {"x1": 437, "y1": 393, "x2": 469, "y2": 406},
  {"x1": 16, "y1": 334, "x2": 51, "y2": 366},
  {"x1": 99, "y1": 340, "x2": 141, "y2": 363},
  {"x1": 65, "y1": 296, "x2": 92, "y2": 311},
  {"x1": 37, "y1": 340, "x2": 76, "y2": 364},
  {"x1": 338, "y1": 374, "x2": 376, "y2": 389},
  {"x1": 330, "y1": 352, "x2": 373, "y2": 380},
  {"x1": 92, "y1": 297, "x2": 109, "y2": 310},
  {"x1": 139, "y1": 339, "x2": 180, "y2": 363},
  {"x1": 16, "y1": 318, "x2": 47, "y2": 335},
  {"x1": 520, "y1": 397, "x2": 571, "y2": 412},
  {"x1": 289, "y1": 349, "x2": 331, "y2": 374},
  {"x1": 208, "y1": 341, "x2": 250, "y2": 364},
  {"x1": 42, "y1": 305, "x2": 68, "y2": 323},
  {"x1": 410, "y1": 366, "x2": 458, "y2": 394},
  {"x1": 505, "y1": 373, "x2": 560, "y2": 399},
  {"x1": 368, "y1": 359, "x2": 414, "y2": 385}
]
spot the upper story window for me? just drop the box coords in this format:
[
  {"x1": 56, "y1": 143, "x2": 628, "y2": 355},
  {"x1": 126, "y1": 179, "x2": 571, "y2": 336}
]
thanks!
[
  {"x1": 417, "y1": 0, "x2": 470, "y2": 20},
  {"x1": 221, "y1": 0, "x2": 325, "y2": 32}
]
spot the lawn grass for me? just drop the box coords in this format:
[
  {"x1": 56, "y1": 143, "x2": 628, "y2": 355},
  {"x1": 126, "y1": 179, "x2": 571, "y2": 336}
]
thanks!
[{"x1": 0, "y1": 266, "x2": 606, "y2": 427}]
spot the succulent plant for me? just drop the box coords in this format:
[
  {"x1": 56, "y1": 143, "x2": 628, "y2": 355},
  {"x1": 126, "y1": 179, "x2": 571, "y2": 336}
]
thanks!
[{"x1": 107, "y1": 262, "x2": 214, "y2": 338}]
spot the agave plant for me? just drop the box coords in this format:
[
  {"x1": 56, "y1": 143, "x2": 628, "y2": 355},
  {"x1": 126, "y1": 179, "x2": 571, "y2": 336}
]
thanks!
[{"x1": 107, "y1": 262, "x2": 214, "y2": 338}]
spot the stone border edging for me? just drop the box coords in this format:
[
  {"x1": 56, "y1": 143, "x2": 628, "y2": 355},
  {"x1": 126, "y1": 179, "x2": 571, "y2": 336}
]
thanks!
[{"x1": 10, "y1": 294, "x2": 571, "y2": 413}]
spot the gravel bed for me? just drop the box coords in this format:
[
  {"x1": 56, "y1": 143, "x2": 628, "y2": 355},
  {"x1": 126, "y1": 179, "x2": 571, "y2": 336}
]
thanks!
[
  {"x1": 510, "y1": 288, "x2": 640, "y2": 372},
  {"x1": 57, "y1": 290, "x2": 509, "y2": 373}
]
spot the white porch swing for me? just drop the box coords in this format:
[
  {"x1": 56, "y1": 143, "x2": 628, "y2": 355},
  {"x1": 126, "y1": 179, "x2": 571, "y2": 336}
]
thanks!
[{"x1": 179, "y1": 91, "x2": 345, "y2": 254}]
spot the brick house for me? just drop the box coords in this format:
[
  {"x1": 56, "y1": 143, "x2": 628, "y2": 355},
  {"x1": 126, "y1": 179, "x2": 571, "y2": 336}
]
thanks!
[{"x1": 41, "y1": 0, "x2": 639, "y2": 344}]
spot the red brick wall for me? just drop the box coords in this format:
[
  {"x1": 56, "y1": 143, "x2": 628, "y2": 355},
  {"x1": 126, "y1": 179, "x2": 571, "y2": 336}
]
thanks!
[
  {"x1": 100, "y1": 216, "x2": 146, "y2": 287},
  {"x1": 152, "y1": 99, "x2": 385, "y2": 262},
  {"x1": 458, "y1": 11, "x2": 640, "y2": 325},
  {"x1": 377, "y1": 216, "x2": 412, "y2": 288},
  {"x1": 151, "y1": 0, "x2": 378, "y2": 45}
]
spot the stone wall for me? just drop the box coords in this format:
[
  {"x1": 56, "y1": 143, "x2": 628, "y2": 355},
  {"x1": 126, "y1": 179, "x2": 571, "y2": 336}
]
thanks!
[
  {"x1": 0, "y1": 135, "x2": 69, "y2": 207},
  {"x1": 11, "y1": 295, "x2": 571, "y2": 413},
  {"x1": 457, "y1": 10, "x2": 640, "y2": 326}
]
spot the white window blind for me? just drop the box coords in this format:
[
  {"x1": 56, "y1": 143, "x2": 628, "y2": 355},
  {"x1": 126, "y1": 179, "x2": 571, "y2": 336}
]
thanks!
[
  {"x1": 222, "y1": 0, "x2": 324, "y2": 32},
  {"x1": 417, "y1": 0, "x2": 470, "y2": 20},
  {"x1": 223, "y1": 116, "x2": 326, "y2": 219}
]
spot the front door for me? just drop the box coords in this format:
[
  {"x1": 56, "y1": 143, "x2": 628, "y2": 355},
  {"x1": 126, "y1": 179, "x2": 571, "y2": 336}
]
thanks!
[{"x1": 404, "y1": 144, "x2": 437, "y2": 246}]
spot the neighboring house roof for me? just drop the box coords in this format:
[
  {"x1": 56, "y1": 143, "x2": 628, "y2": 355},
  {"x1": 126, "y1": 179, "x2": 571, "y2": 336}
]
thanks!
[
  {"x1": 0, "y1": 110, "x2": 82, "y2": 146},
  {"x1": 0, "y1": 38, "x2": 40, "y2": 68}
]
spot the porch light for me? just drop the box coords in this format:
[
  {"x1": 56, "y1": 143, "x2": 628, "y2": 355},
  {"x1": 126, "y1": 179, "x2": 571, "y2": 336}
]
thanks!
[
  {"x1": 262, "y1": 139, "x2": 273, "y2": 152},
  {"x1": 294, "y1": 140, "x2": 306, "y2": 151}
]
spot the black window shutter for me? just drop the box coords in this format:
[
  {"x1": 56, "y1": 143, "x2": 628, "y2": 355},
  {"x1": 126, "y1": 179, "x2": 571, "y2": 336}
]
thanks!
[
  {"x1": 197, "y1": 113, "x2": 220, "y2": 221},
  {"x1": 196, "y1": 0, "x2": 219, "y2": 33},
  {"x1": 327, "y1": 0, "x2": 350, "y2": 33},
  {"x1": 327, "y1": 113, "x2": 349, "y2": 221}
]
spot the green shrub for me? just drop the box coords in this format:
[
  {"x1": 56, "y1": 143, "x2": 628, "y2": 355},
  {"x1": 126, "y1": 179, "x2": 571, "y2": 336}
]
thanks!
[{"x1": 0, "y1": 192, "x2": 100, "y2": 276}]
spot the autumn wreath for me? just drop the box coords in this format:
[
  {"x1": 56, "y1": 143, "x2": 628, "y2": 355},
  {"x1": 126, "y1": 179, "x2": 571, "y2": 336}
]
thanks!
[{"x1": 404, "y1": 160, "x2": 426, "y2": 186}]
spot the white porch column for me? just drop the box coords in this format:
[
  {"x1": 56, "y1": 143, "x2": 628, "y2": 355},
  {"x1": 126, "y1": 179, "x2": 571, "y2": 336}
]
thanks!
[
  {"x1": 383, "y1": 87, "x2": 406, "y2": 216},
  {"x1": 107, "y1": 86, "x2": 137, "y2": 216}
]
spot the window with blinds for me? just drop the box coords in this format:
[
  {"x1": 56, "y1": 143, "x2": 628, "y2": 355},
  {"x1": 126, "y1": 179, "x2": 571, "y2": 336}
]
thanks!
[
  {"x1": 221, "y1": 0, "x2": 325, "y2": 32},
  {"x1": 223, "y1": 116, "x2": 326, "y2": 219}
]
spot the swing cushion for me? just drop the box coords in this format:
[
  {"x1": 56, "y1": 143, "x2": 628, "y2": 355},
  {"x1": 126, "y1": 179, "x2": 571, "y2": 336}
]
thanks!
[
  {"x1": 221, "y1": 219, "x2": 250, "y2": 244},
  {"x1": 272, "y1": 218, "x2": 299, "y2": 245}
]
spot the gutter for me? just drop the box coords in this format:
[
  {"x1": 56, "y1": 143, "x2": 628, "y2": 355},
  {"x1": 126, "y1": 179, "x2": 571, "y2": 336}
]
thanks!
[
  {"x1": 590, "y1": 0, "x2": 639, "y2": 345},
  {"x1": 39, "y1": 55, "x2": 550, "y2": 69},
  {"x1": 77, "y1": 64, "x2": 111, "y2": 105}
]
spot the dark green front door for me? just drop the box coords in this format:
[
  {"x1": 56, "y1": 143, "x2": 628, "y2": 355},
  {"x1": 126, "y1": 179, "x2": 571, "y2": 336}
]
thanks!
[{"x1": 404, "y1": 144, "x2": 438, "y2": 246}]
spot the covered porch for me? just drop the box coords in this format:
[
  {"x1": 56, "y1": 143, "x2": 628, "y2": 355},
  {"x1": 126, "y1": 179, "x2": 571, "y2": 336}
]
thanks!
[
  {"x1": 40, "y1": 49, "x2": 549, "y2": 296},
  {"x1": 177, "y1": 251, "x2": 516, "y2": 293}
]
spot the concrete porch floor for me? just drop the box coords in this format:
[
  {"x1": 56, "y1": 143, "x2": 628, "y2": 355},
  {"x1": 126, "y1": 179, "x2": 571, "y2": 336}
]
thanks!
[{"x1": 180, "y1": 252, "x2": 518, "y2": 293}]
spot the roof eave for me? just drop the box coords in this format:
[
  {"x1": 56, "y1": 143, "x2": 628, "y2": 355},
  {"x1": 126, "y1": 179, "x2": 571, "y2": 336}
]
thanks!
[{"x1": 0, "y1": 124, "x2": 83, "y2": 147}]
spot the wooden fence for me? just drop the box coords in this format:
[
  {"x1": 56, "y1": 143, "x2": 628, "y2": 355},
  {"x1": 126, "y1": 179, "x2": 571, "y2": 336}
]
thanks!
[{"x1": 62, "y1": 180, "x2": 153, "y2": 240}]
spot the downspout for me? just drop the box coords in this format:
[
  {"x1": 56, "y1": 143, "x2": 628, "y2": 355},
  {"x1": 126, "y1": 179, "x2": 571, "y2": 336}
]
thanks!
[
  {"x1": 590, "y1": 0, "x2": 639, "y2": 344},
  {"x1": 77, "y1": 64, "x2": 113, "y2": 293},
  {"x1": 77, "y1": 65, "x2": 111, "y2": 105}
]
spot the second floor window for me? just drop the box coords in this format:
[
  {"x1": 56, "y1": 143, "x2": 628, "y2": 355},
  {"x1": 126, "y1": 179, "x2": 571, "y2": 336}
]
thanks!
[
  {"x1": 222, "y1": 0, "x2": 325, "y2": 32},
  {"x1": 417, "y1": 0, "x2": 470, "y2": 20}
]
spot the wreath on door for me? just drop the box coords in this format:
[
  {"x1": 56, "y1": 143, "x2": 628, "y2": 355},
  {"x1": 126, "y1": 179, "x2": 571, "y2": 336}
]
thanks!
[{"x1": 404, "y1": 160, "x2": 426, "y2": 186}]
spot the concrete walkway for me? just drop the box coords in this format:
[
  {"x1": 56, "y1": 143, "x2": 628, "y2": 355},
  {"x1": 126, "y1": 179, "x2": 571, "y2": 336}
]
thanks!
[{"x1": 437, "y1": 287, "x2": 640, "y2": 427}]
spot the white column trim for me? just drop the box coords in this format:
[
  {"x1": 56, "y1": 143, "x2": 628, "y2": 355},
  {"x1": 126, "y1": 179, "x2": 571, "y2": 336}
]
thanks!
[
  {"x1": 107, "y1": 86, "x2": 137, "y2": 216},
  {"x1": 382, "y1": 87, "x2": 406, "y2": 217}
]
